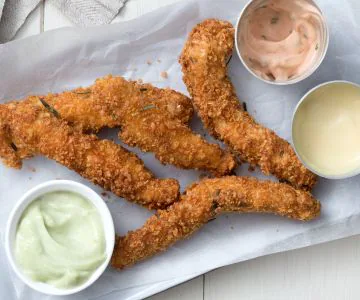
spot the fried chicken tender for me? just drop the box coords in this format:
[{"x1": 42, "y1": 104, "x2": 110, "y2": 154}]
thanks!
[
  {"x1": 0, "y1": 100, "x2": 179, "y2": 209},
  {"x1": 111, "y1": 176, "x2": 320, "y2": 269},
  {"x1": 179, "y1": 19, "x2": 317, "y2": 190},
  {"x1": 13, "y1": 76, "x2": 236, "y2": 176},
  {"x1": 47, "y1": 77, "x2": 194, "y2": 132}
]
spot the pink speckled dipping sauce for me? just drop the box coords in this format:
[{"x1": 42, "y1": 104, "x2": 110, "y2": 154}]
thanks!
[{"x1": 236, "y1": 0, "x2": 328, "y2": 83}]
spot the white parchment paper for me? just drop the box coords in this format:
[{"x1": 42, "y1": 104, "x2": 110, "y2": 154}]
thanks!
[{"x1": 1, "y1": 0, "x2": 360, "y2": 299}]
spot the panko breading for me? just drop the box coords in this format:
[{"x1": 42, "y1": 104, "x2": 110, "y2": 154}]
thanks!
[
  {"x1": 9, "y1": 76, "x2": 236, "y2": 177},
  {"x1": 47, "y1": 76, "x2": 193, "y2": 132},
  {"x1": 0, "y1": 100, "x2": 179, "y2": 209},
  {"x1": 111, "y1": 176, "x2": 320, "y2": 269},
  {"x1": 179, "y1": 19, "x2": 317, "y2": 190}
]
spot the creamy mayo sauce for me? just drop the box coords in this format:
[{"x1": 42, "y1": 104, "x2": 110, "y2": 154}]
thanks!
[
  {"x1": 238, "y1": 0, "x2": 325, "y2": 81},
  {"x1": 293, "y1": 82, "x2": 360, "y2": 176},
  {"x1": 15, "y1": 191, "x2": 106, "y2": 289}
]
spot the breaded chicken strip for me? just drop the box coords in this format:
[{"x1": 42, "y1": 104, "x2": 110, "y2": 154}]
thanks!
[
  {"x1": 10, "y1": 76, "x2": 236, "y2": 176},
  {"x1": 47, "y1": 77, "x2": 194, "y2": 132},
  {"x1": 0, "y1": 100, "x2": 179, "y2": 209},
  {"x1": 179, "y1": 19, "x2": 317, "y2": 190},
  {"x1": 111, "y1": 176, "x2": 320, "y2": 269}
]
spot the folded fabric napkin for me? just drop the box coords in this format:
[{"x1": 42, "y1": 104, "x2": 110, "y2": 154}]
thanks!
[{"x1": 0, "y1": 0, "x2": 127, "y2": 43}]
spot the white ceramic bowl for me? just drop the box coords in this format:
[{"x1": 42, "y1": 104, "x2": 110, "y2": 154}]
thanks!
[
  {"x1": 292, "y1": 80, "x2": 360, "y2": 179},
  {"x1": 5, "y1": 180, "x2": 115, "y2": 296},
  {"x1": 235, "y1": 0, "x2": 329, "y2": 85}
]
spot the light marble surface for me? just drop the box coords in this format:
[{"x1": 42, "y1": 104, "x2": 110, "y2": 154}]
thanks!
[{"x1": 12, "y1": 1, "x2": 360, "y2": 299}]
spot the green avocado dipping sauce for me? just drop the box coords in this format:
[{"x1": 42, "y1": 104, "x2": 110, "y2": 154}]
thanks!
[{"x1": 15, "y1": 191, "x2": 107, "y2": 289}]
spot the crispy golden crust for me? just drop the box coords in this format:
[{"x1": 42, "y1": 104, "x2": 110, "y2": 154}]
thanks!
[
  {"x1": 0, "y1": 100, "x2": 179, "y2": 209},
  {"x1": 11, "y1": 76, "x2": 236, "y2": 176},
  {"x1": 111, "y1": 176, "x2": 320, "y2": 269},
  {"x1": 46, "y1": 77, "x2": 194, "y2": 132},
  {"x1": 179, "y1": 19, "x2": 317, "y2": 190},
  {"x1": 0, "y1": 124, "x2": 22, "y2": 168}
]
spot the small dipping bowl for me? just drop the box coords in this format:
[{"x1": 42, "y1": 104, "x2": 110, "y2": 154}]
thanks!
[
  {"x1": 5, "y1": 180, "x2": 115, "y2": 296},
  {"x1": 292, "y1": 81, "x2": 360, "y2": 179},
  {"x1": 235, "y1": 0, "x2": 329, "y2": 85}
]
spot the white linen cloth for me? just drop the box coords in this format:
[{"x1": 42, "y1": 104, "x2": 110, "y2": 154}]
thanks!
[{"x1": 0, "y1": 0, "x2": 127, "y2": 43}]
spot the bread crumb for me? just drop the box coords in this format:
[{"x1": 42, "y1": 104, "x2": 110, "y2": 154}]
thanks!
[
  {"x1": 146, "y1": 60, "x2": 152, "y2": 65},
  {"x1": 160, "y1": 71, "x2": 168, "y2": 79},
  {"x1": 28, "y1": 166, "x2": 36, "y2": 172},
  {"x1": 248, "y1": 165, "x2": 256, "y2": 172},
  {"x1": 198, "y1": 173, "x2": 208, "y2": 180},
  {"x1": 101, "y1": 191, "x2": 115, "y2": 203}
]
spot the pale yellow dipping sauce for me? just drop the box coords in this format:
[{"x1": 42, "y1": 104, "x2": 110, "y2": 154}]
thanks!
[
  {"x1": 293, "y1": 82, "x2": 360, "y2": 177},
  {"x1": 15, "y1": 191, "x2": 106, "y2": 289},
  {"x1": 238, "y1": 0, "x2": 325, "y2": 81}
]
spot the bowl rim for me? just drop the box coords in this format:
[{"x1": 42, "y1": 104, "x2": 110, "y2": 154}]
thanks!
[
  {"x1": 234, "y1": 0, "x2": 330, "y2": 85},
  {"x1": 291, "y1": 80, "x2": 360, "y2": 179},
  {"x1": 5, "y1": 180, "x2": 115, "y2": 296}
]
